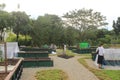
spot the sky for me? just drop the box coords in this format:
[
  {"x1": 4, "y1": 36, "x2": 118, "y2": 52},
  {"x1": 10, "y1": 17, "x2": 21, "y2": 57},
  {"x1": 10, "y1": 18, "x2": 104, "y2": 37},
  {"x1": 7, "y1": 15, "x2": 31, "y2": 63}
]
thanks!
[{"x1": 1, "y1": 0, "x2": 120, "y2": 30}]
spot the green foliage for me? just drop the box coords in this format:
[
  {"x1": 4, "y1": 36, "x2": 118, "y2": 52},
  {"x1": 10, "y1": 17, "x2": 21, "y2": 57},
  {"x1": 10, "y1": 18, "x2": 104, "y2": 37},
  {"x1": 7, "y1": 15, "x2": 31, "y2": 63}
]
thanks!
[
  {"x1": 6, "y1": 32, "x2": 32, "y2": 46},
  {"x1": 57, "y1": 49, "x2": 75, "y2": 57},
  {"x1": 36, "y1": 69, "x2": 68, "y2": 80},
  {"x1": 11, "y1": 11, "x2": 31, "y2": 42},
  {"x1": 0, "y1": 7, "x2": 116, "y2": 47},
  {"x1": 103, "y1": 44, "x2": 111, "y2": 48},
  {"x1": 65, "y1": 49, "x2": 75, "y2": 56},
  {"x1": 0, "y1": 49, "x2": 4, "y2": 62},
  {"x1": 32, "y1": 14, "x2": 64, "y2": 46},
  {"x1": 64, "y1": 26, "x2": 78, "y2": 46},
  {"x1": 6, "y1": 32, "x2": 16, "y2": 42},
  {"x1": 111, "y1": 39, "x2": 120, "y2": 44},
  {"x1": 113, "y1": 18, "x2": 120, "y2": 35},
  {"x1": 18, "y1": 34, "x2": 32, "y2": 46},
  {"x1": 0, "y1": 10, "x2": 12, "y2": 41},
  {"x1": 95, "y1": 29, "x2": 112, "y2": 45},
  {"x1": 63, "y1": 8, "x2": 108, "y2": 28},
  {"x1": 63, "y1": 8, "x2": 108, "y2": 42}
]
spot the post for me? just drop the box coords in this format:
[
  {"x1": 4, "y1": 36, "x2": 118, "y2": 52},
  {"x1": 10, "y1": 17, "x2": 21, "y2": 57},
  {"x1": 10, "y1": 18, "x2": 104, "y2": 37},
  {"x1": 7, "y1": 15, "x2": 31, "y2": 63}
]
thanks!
[
  {"x1": 63, "y1": 44, "x2": 66, "y2": 54},
  {"x1": 4, "y1": 42, "x2": 7, "y2": 73}
]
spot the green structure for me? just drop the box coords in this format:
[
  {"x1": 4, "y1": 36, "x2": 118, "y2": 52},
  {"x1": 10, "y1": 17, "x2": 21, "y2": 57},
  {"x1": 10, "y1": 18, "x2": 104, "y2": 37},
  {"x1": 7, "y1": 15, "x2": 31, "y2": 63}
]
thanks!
[
  {"x1": 79, "y1": 42, "x2": 89, "y2": 49},
  {"x1": 18, "y1": 48, "x2": 53, "y2": 67}
]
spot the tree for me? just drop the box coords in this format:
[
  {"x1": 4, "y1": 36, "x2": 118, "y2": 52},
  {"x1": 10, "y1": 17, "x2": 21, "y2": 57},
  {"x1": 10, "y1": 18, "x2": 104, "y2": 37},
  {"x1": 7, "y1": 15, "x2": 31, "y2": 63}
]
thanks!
[
  {"x1": 112, "y1": 17, "x2": 120, "y2": 44},
  {"x1": 0, "y1": 11, "x2": 12, "y2": 41},
  {"x1": 32, "y1": 14, "x2": 64, "y2": 47},
  {"x1": 11, "y1": 11, "x2": 30, "y2": 42},
  {"x1": 112, "y1": 17, "x2": 120, "y2": 35},
  {"x1": 0, "y1": 3, "x2": 5, "y2": 10},
  {"x1": 64, "y1": 26, "x2": 78, "y2": 46},
  {"x1": 63, "y1": 8, "x2": 108, "y2": 41}
]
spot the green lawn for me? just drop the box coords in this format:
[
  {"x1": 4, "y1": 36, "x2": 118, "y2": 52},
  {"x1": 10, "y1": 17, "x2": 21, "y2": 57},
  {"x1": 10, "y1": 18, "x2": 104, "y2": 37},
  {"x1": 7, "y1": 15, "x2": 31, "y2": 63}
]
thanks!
[
  {"x1": 103, "y1": 70, "x2": 120, "y2": 80},
  {"x1": 35, "y1": 69, "x2": 68, "y2": 80}
]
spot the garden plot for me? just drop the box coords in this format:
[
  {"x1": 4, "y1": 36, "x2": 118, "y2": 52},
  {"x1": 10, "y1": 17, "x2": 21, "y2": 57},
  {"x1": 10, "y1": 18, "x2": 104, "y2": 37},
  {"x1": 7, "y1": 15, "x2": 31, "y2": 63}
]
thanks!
[{"x1": 0, "y1": 65, "x2": 15, "y2": 72}]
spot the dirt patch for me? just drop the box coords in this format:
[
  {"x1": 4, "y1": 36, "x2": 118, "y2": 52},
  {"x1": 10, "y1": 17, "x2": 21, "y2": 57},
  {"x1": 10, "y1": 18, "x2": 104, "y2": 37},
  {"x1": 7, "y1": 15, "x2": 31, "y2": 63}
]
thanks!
[
  {"x1": 0, "y1": 72, "x2": 9, "y2": 80},
  {"x1": 57, "y1": 54, "x2": 74, "y2": 59}
]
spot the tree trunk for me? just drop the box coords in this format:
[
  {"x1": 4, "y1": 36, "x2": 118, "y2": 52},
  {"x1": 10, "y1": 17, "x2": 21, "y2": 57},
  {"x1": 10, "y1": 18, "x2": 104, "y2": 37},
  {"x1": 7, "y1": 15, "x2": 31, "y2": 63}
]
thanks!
[
  {"x1": 16, "y1": 32, "x2": 19, "y2": 42},
  {"x1": 25, "y1": 34, "x2": 27, "y2": 46}
]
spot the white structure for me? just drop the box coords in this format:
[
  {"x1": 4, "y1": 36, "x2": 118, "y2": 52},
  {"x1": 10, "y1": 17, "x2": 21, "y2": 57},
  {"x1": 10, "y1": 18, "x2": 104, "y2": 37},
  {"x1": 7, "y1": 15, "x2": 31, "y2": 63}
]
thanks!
[
  {"x1": 0, "y1": 42, "x2": 19, "y2": 58},
  {"x1": 104, "y1": 48, "x2": 120, "y2": 60},
  {"x1": 94, "y1": 48, "x2": 120, "y2": 66}
]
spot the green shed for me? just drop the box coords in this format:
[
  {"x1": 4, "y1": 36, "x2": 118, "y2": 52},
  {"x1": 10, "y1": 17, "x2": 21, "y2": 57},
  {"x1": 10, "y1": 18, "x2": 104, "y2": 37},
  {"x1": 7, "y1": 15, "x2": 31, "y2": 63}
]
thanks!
[{"x1": 79, "y1": 42, "x2": 89, "y2": 49}]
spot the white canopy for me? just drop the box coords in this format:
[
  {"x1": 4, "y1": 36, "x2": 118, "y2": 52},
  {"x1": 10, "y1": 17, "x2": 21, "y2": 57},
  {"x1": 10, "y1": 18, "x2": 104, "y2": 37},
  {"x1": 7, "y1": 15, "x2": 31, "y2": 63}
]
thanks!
[
  {"x1": 0, "y1": 42, "x2": 19, "y2": 58},
  {"x1": 104, "y1": 48, "x2": 120, "y2": 60}
]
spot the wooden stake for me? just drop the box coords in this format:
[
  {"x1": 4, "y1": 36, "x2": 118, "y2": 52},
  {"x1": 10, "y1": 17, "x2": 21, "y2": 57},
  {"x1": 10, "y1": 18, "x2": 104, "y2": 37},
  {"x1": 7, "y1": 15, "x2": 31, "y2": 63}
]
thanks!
[{"x1": 4, "y1": 42, "x2": 7, "y2": 73}]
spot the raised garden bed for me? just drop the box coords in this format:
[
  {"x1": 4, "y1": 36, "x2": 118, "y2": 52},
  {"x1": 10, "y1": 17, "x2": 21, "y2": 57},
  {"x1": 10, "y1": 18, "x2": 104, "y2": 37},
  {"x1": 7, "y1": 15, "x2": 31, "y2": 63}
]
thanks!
[
  {"x1": 18, "y1": 51, "x2": 49, "y2": 58},
  {"x1": 104, "y1": 60, "x2": 120, "y2": 66},
  {"x1": 20, "y1": 47, "x2": 52, "y2": 53},
  {"x1": 70, "y1": 48, "x2": 96, "y2": 54},
  {"x1": 0, "y1": 58, "x2": 23, "y2": 80},
  {"x1": 18, "y1": 51, "x2": 53, "y2": 67},
  {"x1": 91, "y1": 52, "x2": 97, "y2": 61},
  {"x1": 23, "y1": 58, "x2": 53, "y2": 67}
]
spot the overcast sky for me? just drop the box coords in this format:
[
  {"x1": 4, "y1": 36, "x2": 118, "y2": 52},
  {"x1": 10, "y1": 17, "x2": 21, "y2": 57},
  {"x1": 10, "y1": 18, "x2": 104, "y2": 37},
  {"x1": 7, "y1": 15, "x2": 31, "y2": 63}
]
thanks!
[{"x1": 1, "y1": 0, "x2": 120, "y2": 30}]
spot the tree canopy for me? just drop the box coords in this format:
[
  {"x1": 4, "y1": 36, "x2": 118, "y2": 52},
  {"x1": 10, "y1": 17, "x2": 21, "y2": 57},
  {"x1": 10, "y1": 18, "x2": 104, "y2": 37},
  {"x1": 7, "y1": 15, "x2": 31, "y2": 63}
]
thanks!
[
  {"x1": 63, "y1": 8, "x2": 108, "y2": 30},
  {"x1": 0, "y1": 6, "x2": 117, "y2": 46},
  {"x1": 11, "y1": 11, "x2": 31, "y2": 42},
  {"x1": 0, "y1": 10, "x2": 12, "y2": 41},
  {"x1": 112, "y1": 17, "x2": 120, "y2": 35},
  {"x1": 31, "y1": 14, "x2": 64, "y2": 46},
  {"x1": 63, "y1": 8, "x2": 108, "y2": 41}
]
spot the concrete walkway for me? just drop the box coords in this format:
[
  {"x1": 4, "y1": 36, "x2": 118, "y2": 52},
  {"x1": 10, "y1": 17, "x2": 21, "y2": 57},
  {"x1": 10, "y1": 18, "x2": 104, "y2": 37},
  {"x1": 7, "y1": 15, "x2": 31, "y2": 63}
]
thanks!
[{"x1": 20, "y1": 56, "x2": 99, "y2": 80}]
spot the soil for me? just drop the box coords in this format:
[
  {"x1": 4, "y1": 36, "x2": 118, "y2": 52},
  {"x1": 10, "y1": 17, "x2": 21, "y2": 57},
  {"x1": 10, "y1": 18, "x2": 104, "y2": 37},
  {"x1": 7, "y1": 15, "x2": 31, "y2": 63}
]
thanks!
[
  {"x1": 57, "y1": 54, "x2": 74, "y2": 59},
  {"x1": 0, "y1": 59, "x2": 19, "y2": 80},
  {"x1": 0, "y1": 59, "x2": 19, "y2": 66},
  {"x1": 0, "y1": 72, "x2": 9, "y2": 80}
]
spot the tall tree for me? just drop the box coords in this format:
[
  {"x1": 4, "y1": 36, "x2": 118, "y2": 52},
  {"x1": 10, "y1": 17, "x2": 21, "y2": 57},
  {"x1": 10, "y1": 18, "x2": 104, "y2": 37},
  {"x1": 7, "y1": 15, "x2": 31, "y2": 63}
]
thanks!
[
  {"x1": 64, "y1": 26, "x2": 78, "y2": 46},
  {"x1": 0, "y1": 11, "x2": 12, "y2": 41},
  {"x1": 63, "y1": 8, "x2": 108, "y2": 41},
  {"x1": 32, "y1": 14, "x2": 63, "y2": 46},
  {"x1": 11, "y1": 11, "x2": 30, "y2": 42},
  {"x1": 112, "y1": 17, "x2": 120, "y2": 35}
]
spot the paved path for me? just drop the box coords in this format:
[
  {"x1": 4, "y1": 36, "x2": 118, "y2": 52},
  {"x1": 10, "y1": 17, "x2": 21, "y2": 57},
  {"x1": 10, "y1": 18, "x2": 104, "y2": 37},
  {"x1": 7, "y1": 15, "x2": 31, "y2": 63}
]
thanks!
[{"x1": 20, "y1": 56, "x2": 99, "y2": 80}]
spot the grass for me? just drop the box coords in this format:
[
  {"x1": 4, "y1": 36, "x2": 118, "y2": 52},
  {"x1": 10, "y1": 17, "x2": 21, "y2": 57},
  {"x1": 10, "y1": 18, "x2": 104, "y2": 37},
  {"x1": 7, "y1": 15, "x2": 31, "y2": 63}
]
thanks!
[
  {"x1": 103, "y1": 70, "x2": 120, "y2": 80},
  {"x1": 78, "y1": 55, "x2": 120, "y2": 80},
  {"x1": 56, "y1": 49, "x2": 75, "y2": 59},
  {"x1": 0, "y1": 58, "x2": 4, "y2": 62},
  {"x1": 78, "y1": 56, "x2": 111, "y2": 80},
  {"x1": 65, "y1": 49, "x2": 75, "y2": 56},
  {"x1": 35, "y1": 69, "x2": 68, "y2": 80}
]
